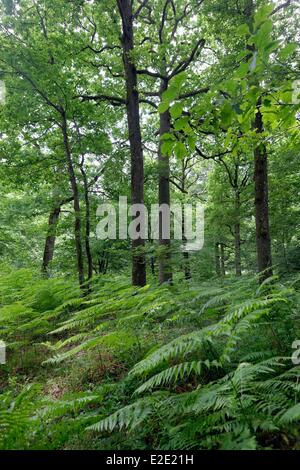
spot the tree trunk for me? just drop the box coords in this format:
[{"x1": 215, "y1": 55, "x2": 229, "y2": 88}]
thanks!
[
  {"x1": 98, "y1": 251, "x2": 108, "y2": 274},
  {"x1": 220, "y1": 243, "x2": 225, "y2": 277},
  {"x1": 150, "y1": 256, "x2": 155, "y2": 276},
  {"x1": 80, "y1": 166, "x2": 93, "y2": 280},
  {"x1": 117, "y1": 0, "x2": 146, "y2": 287},
  {"x1": 215, "y1": 242, "x2": 221, "y2": 277},
  {"x1": 61, "y1": 113, "x2": 85, "y2": 287},
  {"x1": 234, "y1": 191, "x2": 242, "y2": 277},
  {"x1": 41, "y1": 205, "x2": 61, "y2": 276},
  {"x1": 253, "y1": 99, "x2": 273, "y2": 282},
  {"x1": 182, "y1": 203, "x2": 191, "y2": 280},
  {"x1": 158, "y1": 77, "x2": 172, "y2": 284},
  {"x1": 244, "y1": 1, "x2": 272, "y2": 283},
  {"x1": 182, "y1": 250, "x2": 191, "y2": 280}
]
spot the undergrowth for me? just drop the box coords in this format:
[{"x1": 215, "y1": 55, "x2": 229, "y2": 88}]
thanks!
[{"x1": 0, "y1": 265, "x2": 300, "y2": 449}]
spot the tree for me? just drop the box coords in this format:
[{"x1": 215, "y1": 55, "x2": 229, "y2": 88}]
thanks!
[{"x1": 116, "y1": 0, "x2": 147, "y2": 286}]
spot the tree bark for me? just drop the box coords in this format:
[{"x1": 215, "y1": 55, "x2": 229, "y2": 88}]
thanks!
[
  {"x1": 61, "y1": 113, "x2": 85, "y2": 286},
  {"x1": 181, "y1": 167, "x2": 191, "y2": 280},
  {"x1": 182, "y1": 216, "x2": 191, "y2": 279},
  {"x1": 158, "y1": 77, "x2": 172, "y2": 284},
  {"x1": 234, "y1": 191, "x2": 242, "y2": 277},
  {"x1": 215, "y1": 242, "x2": 221, "y2": 277},
  {"x1": 244, "y1": 0, "x2": 272, "y2": 283},
  {"x1": 253, "y1": 100, "x2": 273, "y2": 282},
  {"x1": 117, "y1": 0, "x2": 146, "y2": 287},
  {"x1": 80, "y1": 165, "x2": 93, "y2": 280},
  {"x1": 220, "y1": 243, "x2": 225, "y2": 277},
  {"x1": 98, "y1": 251, "x2": 108, "y2": 274},
  {"x1": 41, "y1": 205, "x2": 61, "y2": 276}
]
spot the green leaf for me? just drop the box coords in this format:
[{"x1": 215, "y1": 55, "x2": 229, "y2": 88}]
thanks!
[
  {"x1": 158, "y1": 100, "x2": 170, "y2": 113},
  {"x1": 252, "y1": 20, "x2": 273, "y2": 50},
  {"x1": 161, "y1": 140, "x2": 173, "y2": 156},
  {"x1": 171, "y1": 71, "x2": 187, "y2": 89},
  {"x1": 223, "y1": 79, "x2": 237, "y2": 95},
  {"x1": 187, "y1": 135, "x2": 196, "y2": 150},
  {"x1": 236, "y1": 24, "x2": 250, "y2": 36},
  {"x1": 162, "y1": 87, "x2": 178, "y2": 101},
  {"x1": 174, "y1": 116, "x2": 190, "y2": 131},
  {"x1": 174, "y1": 142, "x2": 187, "y2": 159},
  {"x1": 254, "y1": 4, "x2": 274, "y2": 31},
  {"x1": 235, "y1": 62, "x2": 249, "y2": 79},
  {"x1": 220, "y1": 101, "x2": 234, "y2": 127},
  {"x1": 160, "y1": 132, "x2": 175, "y2": 141},
  {"x1": 279, "y1": 43, "x2": 297, "y2": 60},
  {"x1": 170, "y1": 102, "x2": 184, "y2": 119}
]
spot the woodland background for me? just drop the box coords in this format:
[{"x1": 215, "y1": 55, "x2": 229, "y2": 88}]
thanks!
[{"x1": 0, "y1": 0, "x2": 300, "y2": 451}]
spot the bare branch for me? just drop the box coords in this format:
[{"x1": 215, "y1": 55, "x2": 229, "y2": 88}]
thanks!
[
  {"x1": 169, "y1": 38, "x2": 205, "y2": 78},
  {"x1": 168, "y1": 178, "x2": 188, "y2": 193},
  {"x1": 271, "y1": 0, "x2": 294, "y2": 15},
  {"x1": 136, "y1": 68, "x2": 167, "y2": 79},
  {"x1": 179, "y1": 87, "x2": 209, "y2": 99},
  {"x1": 139, "y1": 98, "x2": 158, "y2": 109},
  {"x1": 159, "y1": 0, "x2": 171, "y2": 44},
  {"x1": 85, "y1": 44, "x2": 121, "y2": 54},
  {"x1": 17, "y1": 70, "x2": 63, "y2": 113},
  {"x1": 133, "y1": 0, "x2": 150, "y2": 19},
  {"x1": 75, "y1": 94, "x2": 127, "y2": 106}
]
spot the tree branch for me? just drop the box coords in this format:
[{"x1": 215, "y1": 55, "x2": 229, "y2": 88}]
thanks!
[
  {"x1": 82, "y1": 44, "x2": 121, "y2": 54},
  {"x1": 168, "y1": 178, "x2": 188, "y2": 193},
  {"x1": 136, "y1": 68, "x2": 167, "y2": 79},
  {"x1": 271, "y1": 0, "x2": 294, "y2": 15},
  {"x1": 179, "y1": 87, "x2": 209, "y2": 99},
  {"x1": 75, "y1": 94, "x2": 127, "y2": 106},
  {"x1": 133, "y1": 0, "x2": 150, "y2": 19},
  {"x1": 169, "y1": 38, "x2": 205, "y2": 78}
]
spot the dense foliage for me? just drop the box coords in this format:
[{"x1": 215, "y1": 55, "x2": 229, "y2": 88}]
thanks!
[
  {"x1": 1, "y1": 268, "x2": 300, "y2": 449},
  {"x1": 0, "y1": 0, "x2": 300, "y2": 451}
]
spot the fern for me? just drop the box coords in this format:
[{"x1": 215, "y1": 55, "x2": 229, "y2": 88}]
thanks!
[{"x1": 90, "y1": 276, "x2": 300, "y2": 449}]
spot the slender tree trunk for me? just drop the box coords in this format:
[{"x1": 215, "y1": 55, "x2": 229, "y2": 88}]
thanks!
[
  {"x1": 253, "y1": 99, "x2": 273, "y2": 282},
  {"x1": 158, "y1": 76, "x2": 172, "y2": 284},
  {"x1": 98, "y1": 253, "x2": 107, "y2": 274},
  {"x1": 215, "y1": 242, "x2": 221, "y2": 277},
  {"x1": 282, "y1": 233, "x2": 289, "y2": 271},
  {"x1": 41, "y1": 205, "x2": 61, "y2": 276},
  {"x1": 182, "y1": 216, "x2": 191, "y2": 279},
  {"x1": 61, "y1": 113, "x2": 85, "y2": 286},
  {"x1": 181, "y1": 172, "x2": 191, "y2": 280},
  {"x1": 220, "y1": 243, "x2": 225, "y2": 277},
  {"x1": 150, "y1": 256, "x2": 155, "y2": 276},
  {"x1": 117, "y1": 0, "x2": 146, "y2": 287},
  {"x1": 234, "y1": 221, "x2": 242, "y2": 277},
  {"x1": 234, "y1": 191, "x2": 242, "y2": 277},
  {"x1": 80, "y1": 166, "x2": 93, "y2": 280}
]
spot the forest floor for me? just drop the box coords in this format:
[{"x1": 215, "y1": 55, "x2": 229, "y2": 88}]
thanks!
[{"x1": 0, "y1": 266, "x2": 300, "y2": 450}]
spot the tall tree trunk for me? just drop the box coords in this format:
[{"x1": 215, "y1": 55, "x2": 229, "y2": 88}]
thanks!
[
  {"x1": 220, "y1": 243, "x2": 225, "y2": 277},
  {"x1": 41, "y1": 205, "x2": 61, "y2": 276},
  {"x1": 215, "y1": 242, "x2": 221, "y2": 277},
  {"x1": 158, "y1": 76, "x2": 172, "y2": 284},
  {"x1": 182, "y1": 215, "x2": 191, "y2": 280},
  {"x1": 181, "y1": 168, "x2": 191, "y2": 280},
  {"x1": 80, "y1": 166, "x2": 93, "y2": 280},
  {"x1": 234, "y1": 191, "x2": 242, "y2": 277},
  {"x1": 117, "y1": 0, "x2": 146, "y2": 287},
  {"x1": 61, "y1": 113, "x2": 85, "y2": 286},
  {"x1": 281, "y1": 233, "x2": 289, "y2": 271},
  {"x1": 244, "y1": 0, "x2": 272, "y2": 282},
  {"x1": 253, "y1": 99, "x2": 273, "y2": 282}
]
